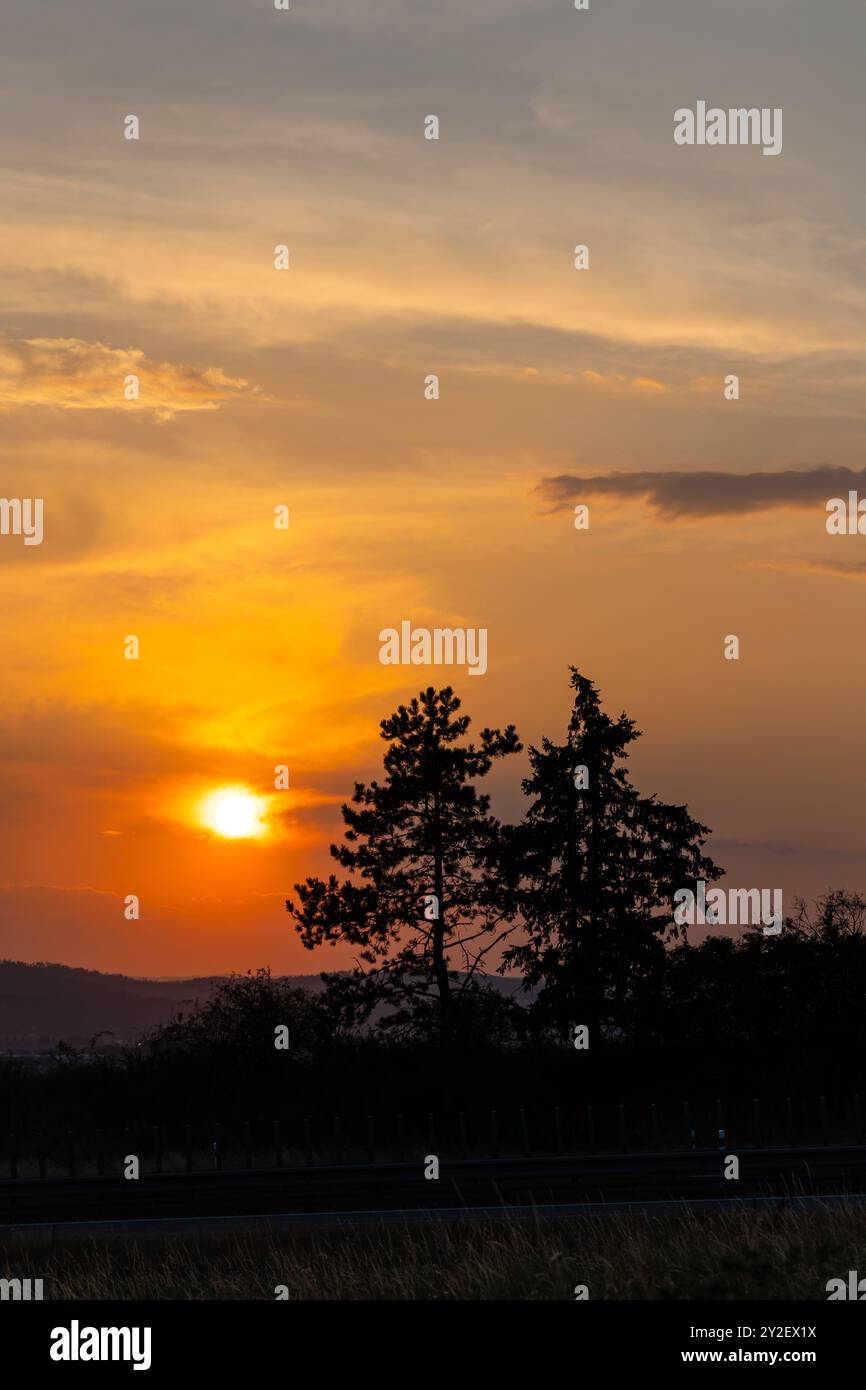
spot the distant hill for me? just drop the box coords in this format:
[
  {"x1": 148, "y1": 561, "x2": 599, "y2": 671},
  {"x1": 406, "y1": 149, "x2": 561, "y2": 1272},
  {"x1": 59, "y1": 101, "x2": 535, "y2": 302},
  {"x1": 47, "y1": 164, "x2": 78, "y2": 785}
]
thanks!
[
  {"x1": 0, "y1": 960, "x2": 528, "y2": 1052},
  {"x1": 0, "y1": 960, "x2": 323, "y2": 1052}
]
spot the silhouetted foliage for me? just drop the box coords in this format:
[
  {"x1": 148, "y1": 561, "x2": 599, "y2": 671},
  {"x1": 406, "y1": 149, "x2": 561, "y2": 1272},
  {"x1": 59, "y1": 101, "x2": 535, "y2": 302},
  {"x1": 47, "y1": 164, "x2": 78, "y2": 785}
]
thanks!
[
  {"x1": 286, "y1": 686, "x2": 522, "y2": 1046},
  {"x1": 5, "y1": 678, "x2": 864, "y2": 1157},
  {"x1": 658, "y1": 890, "x2": 866, "y2": 1091},
  {"x1": 3, "y1": 894, "x2": 866, "y2": 1154},
  {"x1": 144, "y1": 969, "x2": 326, "y2": 1064},
  {"x1": 505, "y1": 668, "x2": 722, "y2": 1040}
]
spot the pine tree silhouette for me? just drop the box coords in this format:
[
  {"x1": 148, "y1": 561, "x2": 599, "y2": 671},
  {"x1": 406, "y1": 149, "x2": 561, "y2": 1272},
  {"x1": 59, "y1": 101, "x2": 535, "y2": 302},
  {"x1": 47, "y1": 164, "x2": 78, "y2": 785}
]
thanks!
[
  {"x1": 286, "y1": 686, "x2": 521, "y2": 1045},
  {"x1": 504, "y1": 668, "x2": 722, "y2": 1041}
]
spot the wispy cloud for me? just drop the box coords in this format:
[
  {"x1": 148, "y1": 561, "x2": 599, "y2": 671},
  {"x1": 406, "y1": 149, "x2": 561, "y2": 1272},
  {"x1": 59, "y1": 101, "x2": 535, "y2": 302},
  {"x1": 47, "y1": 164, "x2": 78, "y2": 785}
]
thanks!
[
  {"x1": 536, "y1": 467, "x2": 866, "y2": 520},
  {"x1": 758, "y1": 557, "x2": 866, "y2": 582},
  {"x1": 0, "y1": 339, "x2": 257, "y2": 418}
]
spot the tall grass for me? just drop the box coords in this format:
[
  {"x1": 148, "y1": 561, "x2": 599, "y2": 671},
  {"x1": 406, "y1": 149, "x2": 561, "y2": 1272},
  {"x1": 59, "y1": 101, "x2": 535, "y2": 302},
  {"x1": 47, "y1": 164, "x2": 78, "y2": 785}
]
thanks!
[{"x1": 2, "y1": 1201, "x2": 864, "y2": 1299}]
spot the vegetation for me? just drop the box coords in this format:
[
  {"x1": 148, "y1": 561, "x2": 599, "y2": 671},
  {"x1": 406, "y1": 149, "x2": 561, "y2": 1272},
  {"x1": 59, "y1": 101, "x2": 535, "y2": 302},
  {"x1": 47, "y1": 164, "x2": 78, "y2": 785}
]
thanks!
[
  {"x1": 286, "y1": 685, "x2": 522, "y2": 1045},
  {"x1": 3, "y1": 671, "x2": 864, "y2": 1153},
  {"x1": 2, "y1": 1200, "x2": 863, "y2": 1299},
  {"x1": 504, "y1": 669, "x2": 721, "y2": 1038}
]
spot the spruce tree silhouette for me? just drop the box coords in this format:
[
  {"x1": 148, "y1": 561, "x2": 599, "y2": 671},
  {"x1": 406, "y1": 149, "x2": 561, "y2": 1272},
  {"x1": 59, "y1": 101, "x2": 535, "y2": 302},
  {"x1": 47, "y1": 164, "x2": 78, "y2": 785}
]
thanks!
[
  {"x1": 286, "y1": 686, "x2": 521, "y2": 1046},
  {"x1": 504, "y1": 668, "x2": 722, "y2": 1041}
]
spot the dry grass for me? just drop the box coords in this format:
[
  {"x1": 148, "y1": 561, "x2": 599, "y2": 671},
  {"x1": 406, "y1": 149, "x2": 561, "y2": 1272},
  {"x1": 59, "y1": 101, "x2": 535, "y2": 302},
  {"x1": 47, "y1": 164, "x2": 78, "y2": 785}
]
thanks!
[{"x1": 3, "y1": 1200, "x2": 866, "y2": 1299}]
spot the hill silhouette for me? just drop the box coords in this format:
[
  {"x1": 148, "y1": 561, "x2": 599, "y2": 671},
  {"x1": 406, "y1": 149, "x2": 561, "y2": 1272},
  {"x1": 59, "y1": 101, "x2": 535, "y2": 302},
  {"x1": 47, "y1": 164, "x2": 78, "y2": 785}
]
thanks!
[
  {"x1": 0, "y1": 961, "x2": 304, "y2": 1050},
  {"x1": 0, "y1": 960, "x2": 527, "y2": 1051}
]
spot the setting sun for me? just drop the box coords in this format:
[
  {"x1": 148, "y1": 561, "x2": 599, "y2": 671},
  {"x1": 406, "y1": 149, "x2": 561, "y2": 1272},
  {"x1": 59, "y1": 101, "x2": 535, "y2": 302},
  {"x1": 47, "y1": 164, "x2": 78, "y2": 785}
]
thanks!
[{"x1": 200, "y1": 788, "x2": 267, "y2": 840}]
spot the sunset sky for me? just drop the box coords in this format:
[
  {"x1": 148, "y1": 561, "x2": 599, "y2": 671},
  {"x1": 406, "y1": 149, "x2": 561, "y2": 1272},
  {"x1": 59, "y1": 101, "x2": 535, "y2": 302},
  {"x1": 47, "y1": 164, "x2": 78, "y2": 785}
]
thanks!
[{"x1": 2, "y1": 0, "x2": 865, "y2": 976}]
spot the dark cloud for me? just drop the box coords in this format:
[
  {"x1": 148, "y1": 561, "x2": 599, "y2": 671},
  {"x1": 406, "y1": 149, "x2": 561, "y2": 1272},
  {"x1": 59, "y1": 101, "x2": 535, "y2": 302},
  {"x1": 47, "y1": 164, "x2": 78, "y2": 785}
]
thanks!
[{"x1": 536, "y1": 466, "x2": 866, "y2": 519}]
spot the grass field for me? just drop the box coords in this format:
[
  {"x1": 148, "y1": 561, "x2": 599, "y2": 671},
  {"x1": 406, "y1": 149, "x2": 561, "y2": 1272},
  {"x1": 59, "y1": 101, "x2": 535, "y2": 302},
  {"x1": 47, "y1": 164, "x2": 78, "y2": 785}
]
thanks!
[{"x1": 2, "y1": 1201, "x2": 864, "y2": 1299}]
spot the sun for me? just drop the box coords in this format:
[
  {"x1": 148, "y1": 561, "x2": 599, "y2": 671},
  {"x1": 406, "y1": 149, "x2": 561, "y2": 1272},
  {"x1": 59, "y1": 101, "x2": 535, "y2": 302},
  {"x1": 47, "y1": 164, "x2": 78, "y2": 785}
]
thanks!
[{"x1": 200, "y1": 787, "x2": 267, "y2": 839}]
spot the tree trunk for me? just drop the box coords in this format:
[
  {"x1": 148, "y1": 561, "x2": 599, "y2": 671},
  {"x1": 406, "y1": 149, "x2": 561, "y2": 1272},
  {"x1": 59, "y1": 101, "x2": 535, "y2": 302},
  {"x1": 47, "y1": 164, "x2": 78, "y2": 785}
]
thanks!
[{"x1": 431, "y1": 779, "x2": 452, "y2": 1047}]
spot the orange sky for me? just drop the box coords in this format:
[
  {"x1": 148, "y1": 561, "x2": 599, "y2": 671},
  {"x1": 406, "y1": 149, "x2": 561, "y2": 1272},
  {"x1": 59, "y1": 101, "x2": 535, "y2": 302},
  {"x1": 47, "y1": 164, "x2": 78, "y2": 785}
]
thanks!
[{"x1": 2, "y1": 0, "x2": 866, "y2": 975}]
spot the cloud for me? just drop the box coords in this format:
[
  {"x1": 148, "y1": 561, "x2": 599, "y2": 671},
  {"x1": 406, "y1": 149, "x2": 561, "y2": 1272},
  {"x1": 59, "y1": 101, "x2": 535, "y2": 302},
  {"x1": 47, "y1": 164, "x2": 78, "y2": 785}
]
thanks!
[
  {"x1": 577, "y1": 370, "x2": 669, "y2": 394},
  {"x1": 535, "y1": 466, "x2": 866, "y2": 520},
  {"x1": 0, "y1": 339, "x2": 257, "y2": 418},
  {"x1": 758, "y1": 558, "x2": 866, "y2": 582},
  {"x1": 630, "y1": 377, "x2": 668, "y2": 394}
]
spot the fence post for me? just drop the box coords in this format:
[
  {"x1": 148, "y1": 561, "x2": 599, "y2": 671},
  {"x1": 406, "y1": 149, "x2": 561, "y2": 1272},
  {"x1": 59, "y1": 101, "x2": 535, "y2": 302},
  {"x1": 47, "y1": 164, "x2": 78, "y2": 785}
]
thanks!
[
  {"x1": 366, "y1": 1114, "x2": 374, "y2": 1164},
  {"x1": 683, "y1": 1101, "x2": 693, "y2": 1149}
]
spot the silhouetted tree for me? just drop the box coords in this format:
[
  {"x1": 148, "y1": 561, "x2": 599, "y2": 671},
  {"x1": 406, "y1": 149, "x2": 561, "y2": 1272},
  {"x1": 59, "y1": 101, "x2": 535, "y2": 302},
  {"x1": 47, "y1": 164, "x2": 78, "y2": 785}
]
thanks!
[
  {"x1": 145, "y1": 969, "x2": 325, "y2": 1064},
  {"x1": 286, "y1": 686, "x2": 521, "y2": 1045},
  {"x1": 660, "y1": 890, "x2": 866, "y2": 1093},
  {"x1": 504, "y1": 668, "x2": 722, "y2": 1040},
  {"x1": 787, "y1": 889, "x2": 866, "y2": 940}
]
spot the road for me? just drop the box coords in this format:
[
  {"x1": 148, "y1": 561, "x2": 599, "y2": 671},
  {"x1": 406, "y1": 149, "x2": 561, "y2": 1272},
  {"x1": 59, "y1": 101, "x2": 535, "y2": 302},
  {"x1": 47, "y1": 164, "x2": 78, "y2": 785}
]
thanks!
[{"x1": 1, "y1": 1142, "x2": 864, "y2": 1231}]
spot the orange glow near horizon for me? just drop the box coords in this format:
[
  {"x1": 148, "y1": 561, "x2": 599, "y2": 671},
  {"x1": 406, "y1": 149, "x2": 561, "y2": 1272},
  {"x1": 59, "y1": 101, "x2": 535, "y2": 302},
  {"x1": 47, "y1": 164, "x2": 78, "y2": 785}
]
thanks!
[{"x1": 3, "y1": 2, "x2": 866, "y2": 979}]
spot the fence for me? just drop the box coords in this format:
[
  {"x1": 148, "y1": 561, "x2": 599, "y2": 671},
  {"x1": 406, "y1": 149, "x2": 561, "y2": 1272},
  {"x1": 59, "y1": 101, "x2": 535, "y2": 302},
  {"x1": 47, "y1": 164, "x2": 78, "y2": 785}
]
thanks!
[{"x1": 2, "y1": 1092, "x2": 863, "y2": 1180}]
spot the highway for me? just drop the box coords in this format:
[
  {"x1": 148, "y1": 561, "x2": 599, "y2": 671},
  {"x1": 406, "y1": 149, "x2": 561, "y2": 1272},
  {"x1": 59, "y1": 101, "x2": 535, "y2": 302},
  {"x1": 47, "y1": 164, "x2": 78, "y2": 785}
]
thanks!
[{"x1": 1, "y1": 1142, "x2": 864, "y2": 1232}]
